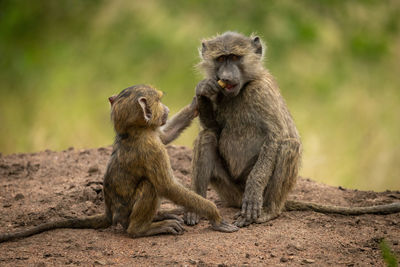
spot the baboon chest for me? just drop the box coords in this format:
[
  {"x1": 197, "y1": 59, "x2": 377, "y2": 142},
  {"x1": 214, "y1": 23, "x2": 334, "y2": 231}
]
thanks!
[{"x1": 215, "y1": 97, "x2": 266, "y2": 179}]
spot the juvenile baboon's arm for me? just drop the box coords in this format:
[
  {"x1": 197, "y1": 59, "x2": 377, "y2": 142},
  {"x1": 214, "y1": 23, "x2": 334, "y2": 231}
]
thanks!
[
  {"x1": 160, "y1": 97, "x2": 198, "y2": 145},
  {"x1": 148, "y1": 155, "x2": 221, "y2": 223},
  {"x1": 147, "y1": 149, "x2": 238, "y2": 232},
  {"x1": 242, "y1": 139, "x2": 279, "y2": 220}
]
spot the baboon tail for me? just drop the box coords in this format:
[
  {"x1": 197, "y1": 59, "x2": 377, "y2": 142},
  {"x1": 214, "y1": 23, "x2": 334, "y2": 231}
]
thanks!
[
  {"x1": 285, "y1": 200, "x2": 400, "y2": 215},
  {"x1": 0, "y1": 214, "x2": 110, "y2": 243}
]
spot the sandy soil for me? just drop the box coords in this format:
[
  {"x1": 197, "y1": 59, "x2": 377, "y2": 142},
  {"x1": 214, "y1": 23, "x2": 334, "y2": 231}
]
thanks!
[{"x1": 0, "y1": 145, "x2": 399, "y2": 266}]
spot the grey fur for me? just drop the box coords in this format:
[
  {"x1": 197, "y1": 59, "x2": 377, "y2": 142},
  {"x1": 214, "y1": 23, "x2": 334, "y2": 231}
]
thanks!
[{"x1": 184, "y1": 32, "x2": 400, "y2": 227}]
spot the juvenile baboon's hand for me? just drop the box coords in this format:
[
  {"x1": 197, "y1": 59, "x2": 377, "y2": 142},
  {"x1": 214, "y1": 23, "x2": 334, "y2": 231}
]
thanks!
[
  {"x1": 183, "y1": 211, "x2": 200, "y2": 226},
  {"x1": 240, "y1": 192, "x2": 263, "y2": 221},
  {"x1": 195, "y1": 79, "x2": 221, "y2": 98},
  {"x1": 211, "y1": 220, "x2": 239, "y2": 233}
]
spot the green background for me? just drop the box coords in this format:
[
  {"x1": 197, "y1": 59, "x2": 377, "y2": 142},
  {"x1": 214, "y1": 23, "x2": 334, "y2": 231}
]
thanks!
[{"x1": 1, "y1": 0, "x2": 399, "y2": 190}]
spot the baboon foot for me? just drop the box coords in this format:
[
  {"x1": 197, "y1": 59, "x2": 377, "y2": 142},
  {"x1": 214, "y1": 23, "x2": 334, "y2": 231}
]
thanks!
[
  {"x1": 127, "y1": 219, "x2": 185, "y2": 237},
  {"x1": 154, "y1": 213, "x2": 184, "y2": 224},
  {"x1": 254, "y1": 210, "x2": 280, "y2": 224},
  {"x1": 233, "y1": 214, "x2": 252, "y2": 227},
  {"x1": 233, "y1": 210, "x2": 279, "y2": 227},
  {"x1": 211, "y1": 220, "x2": 239, "y2": 233},
  {"x1": 160, "y1": 219, "x2": 185, "y2": 235}
]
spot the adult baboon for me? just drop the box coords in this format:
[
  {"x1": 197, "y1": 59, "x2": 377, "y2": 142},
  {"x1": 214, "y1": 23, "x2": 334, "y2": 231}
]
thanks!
[{"x1": 184, "y1": 32, "x2": 400, "y2": 227}]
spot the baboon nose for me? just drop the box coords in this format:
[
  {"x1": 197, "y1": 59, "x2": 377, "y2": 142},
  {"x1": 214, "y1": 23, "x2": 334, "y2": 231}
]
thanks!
[{"x1": 221, "y1": 79, "x2": 234, "y2": 85}]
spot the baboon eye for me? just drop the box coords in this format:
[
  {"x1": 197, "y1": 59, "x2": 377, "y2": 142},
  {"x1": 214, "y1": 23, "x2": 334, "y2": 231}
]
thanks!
[
  {"x1": 216, "y1": 56, "x2": 225, "y2": 63},
  {"x1": 230, "y1": 54, "x2": 241, "y2": 61}
]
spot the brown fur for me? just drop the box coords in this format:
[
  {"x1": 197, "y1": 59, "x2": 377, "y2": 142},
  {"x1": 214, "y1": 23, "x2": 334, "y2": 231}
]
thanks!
[
  {"x1": 184, "y1": 32, "x2": 400, "y2": 228},
  {"x1": 105, "y1": 84, "x2": 237, "y2": 236},
  {"x1": 0, "y1": 84, "x2": 237, "y2": 243}
]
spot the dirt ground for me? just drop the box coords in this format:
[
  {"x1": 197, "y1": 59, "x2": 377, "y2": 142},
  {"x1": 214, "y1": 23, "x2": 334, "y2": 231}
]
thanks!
[{"x1": 0, "y1": 145, "x2": 399, "y2": 266}]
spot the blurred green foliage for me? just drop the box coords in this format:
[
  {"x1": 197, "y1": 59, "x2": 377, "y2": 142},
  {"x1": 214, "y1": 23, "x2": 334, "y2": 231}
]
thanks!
[
  {"x1": 380, "y1": 239, "x2": 398, "y2": 267},
  {"x1": 1, "y1": 0, "x2": 399, "y2": 190}
]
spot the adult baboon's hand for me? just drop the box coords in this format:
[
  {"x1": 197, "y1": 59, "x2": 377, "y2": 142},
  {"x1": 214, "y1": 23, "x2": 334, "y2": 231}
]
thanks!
[
  {"x1": 195, "y1": 79, "x2": 221, "y2": 98},
  {"x1": 240, "y1": 192, "x2": 263, "y2": 221}
]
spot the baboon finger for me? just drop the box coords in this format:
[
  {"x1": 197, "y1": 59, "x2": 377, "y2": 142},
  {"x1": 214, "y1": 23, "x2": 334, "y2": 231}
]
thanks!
[
  {"x1": 251, "y1": 204, "x2": 259, "y2": 220},
  {"x1": 245, "y1": 203, "x2": 253, "y2": 221},
  {"x1": 167, "y1": 227, "x2": 181, "y2": 235},
  {"x1": 184, "y1": 212, "x2": 200, "y2": 226},
  {"x1": 167, "y1": 220, "x2": 184, "y2": 234},
  {"x1": 241, "y1": 202, "x2": 248, "y2": 217}
]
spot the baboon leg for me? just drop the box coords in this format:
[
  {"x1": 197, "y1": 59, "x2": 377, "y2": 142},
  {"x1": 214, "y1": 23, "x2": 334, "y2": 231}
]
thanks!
[
  {"x1": 210, "y1": 158, "x2": 244, "y2": 208},
  {"x1": 185, "y1": 129, "x2": 218, "y2": 225},
  {"x1": 127, "y1": 180, "x2": 184, "y2": 237},
  {"x1": 191, "y1": 129, "x2": 218, "y2": 197},
  {"x1": 258, "y1": 138, "x2": 301, "y2": 223}
]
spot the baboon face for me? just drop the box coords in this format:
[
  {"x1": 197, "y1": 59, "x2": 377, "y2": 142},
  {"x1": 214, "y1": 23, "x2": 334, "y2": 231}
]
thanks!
[
  {"x1": 199, "y1": 32, "x2": 264, "y2": 97},
  {"x1": 214, "y1": 53, "x2": 244, "y2": 97},
  {"x1": 109, "y1": 85, "x2": 169, "y2": 132}
]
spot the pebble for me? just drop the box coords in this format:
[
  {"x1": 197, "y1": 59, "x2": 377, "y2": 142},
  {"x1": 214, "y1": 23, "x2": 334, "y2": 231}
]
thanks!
[
  {"x1": 302, "y1": 259, "x2": 315, "y2": 264},
  {"x1": 88, "y1": 165, "x2": 99, "y2": 174},
  {"x1": 14, "y1": 193, "x2": 25, "y2": 200}
]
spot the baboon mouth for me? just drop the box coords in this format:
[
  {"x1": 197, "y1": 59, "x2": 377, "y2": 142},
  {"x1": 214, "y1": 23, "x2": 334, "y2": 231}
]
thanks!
[{"x1": 225, "y1": 84, "x2": 237, "y2": 90}]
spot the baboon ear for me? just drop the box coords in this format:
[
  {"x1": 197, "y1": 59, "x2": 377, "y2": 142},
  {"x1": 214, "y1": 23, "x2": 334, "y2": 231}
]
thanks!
[
  {"x1": 108, "y1": 95, "x2": 117, "y2": 106},
  {"x1": 201, "y1": 42, "x2": 207, "y2": 57},
  {"x1": 138, "y1": 97, "x2": 152, "y2": 122},
  {"x1": 252, "y1": 36, "x2": 262, "y2": 55}
]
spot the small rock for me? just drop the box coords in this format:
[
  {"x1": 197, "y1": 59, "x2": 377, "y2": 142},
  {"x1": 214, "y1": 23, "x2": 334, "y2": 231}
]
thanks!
[
  {"x1": 302, "y1": 259, "x2": 315, "y2": 264},
  {"x1": 88, "y1": 165, "x2": 99, "y2": 174},
  {"x1": 270, "y1": 253, "x2": 276, "y2": 258},
  {"x1": 338, "y1": 186, "x2": 345, "y2": 191},
  {"x1": 14, "y1": 193, "x2": 25, "y2": 200},
  {"x1": 189, "y1": 259, "x2": 196, "y2": 265},
  {"x1": 3, "y1": 203, "x2": 11, "y2": 208},
  {"x1": 280, "y1": 257, "x2": 288, "y2": 263},
  {"x1": 254, "y1": 242, "x2": 259, "y2": 246},
  {"x1": 94, "y1": 260, "x2": 106, "y2": 265},
  {"x1": 245, "y1": 253, "x2": 250, "y2": 259}
]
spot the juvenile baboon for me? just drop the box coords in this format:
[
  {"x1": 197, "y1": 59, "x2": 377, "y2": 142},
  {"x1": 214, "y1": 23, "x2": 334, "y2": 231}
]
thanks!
[
  {"x1": 184, "y1": 32, "x2": 400, "y2": 227},
  {"x1": 0, "y1": 85, "x2": 237, "y2": 242}
]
